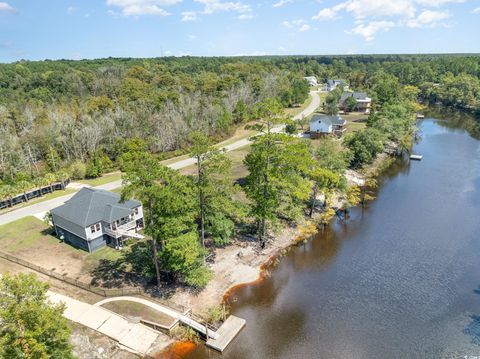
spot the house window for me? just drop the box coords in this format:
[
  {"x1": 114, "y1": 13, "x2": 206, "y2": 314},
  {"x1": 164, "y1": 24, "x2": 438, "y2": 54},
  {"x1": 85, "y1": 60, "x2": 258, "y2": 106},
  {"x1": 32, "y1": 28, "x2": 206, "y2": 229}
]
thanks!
[
  {"x1": 134, "y1": 207, "x2": 139, "y2": 215},
  {"x1": 90, "y1": 225, "x2": 96, "y2": 233},
  {"x1": 96, "y1": 223, "x2": 100, "y2": 232}
]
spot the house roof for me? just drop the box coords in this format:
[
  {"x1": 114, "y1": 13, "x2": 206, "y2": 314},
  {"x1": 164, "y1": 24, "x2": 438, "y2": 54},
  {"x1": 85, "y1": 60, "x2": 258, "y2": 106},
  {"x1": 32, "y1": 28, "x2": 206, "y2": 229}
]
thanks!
[
  {"x1": 339, "y1": 91, "x2": 371, "y2": 105},
  {"x1": 327, "y1": 79, "x2": 347, "y2": 87},
  {"x1": 310, "y1": 114, "x2": 346, "y2": 127},
  {"x1": 51, "y1": 187, "x2": 141, "y2": 228}
]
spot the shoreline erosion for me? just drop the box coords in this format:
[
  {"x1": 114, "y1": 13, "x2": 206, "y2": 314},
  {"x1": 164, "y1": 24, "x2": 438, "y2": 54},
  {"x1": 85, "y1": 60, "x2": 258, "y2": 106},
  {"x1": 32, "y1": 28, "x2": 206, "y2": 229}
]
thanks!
[{"x1": 159, "y1": 148, "x2": 398, "y2": 357}]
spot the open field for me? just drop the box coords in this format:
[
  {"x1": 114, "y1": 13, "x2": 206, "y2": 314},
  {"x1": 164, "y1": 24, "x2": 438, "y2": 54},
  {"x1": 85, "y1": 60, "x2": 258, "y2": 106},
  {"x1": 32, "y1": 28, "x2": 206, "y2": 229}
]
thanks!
[
  {"x1": 179, "y1": 145, "x2": 251, "y2": 182},
  {"x1": 0, "y1": 216, "x2": 121, "y2": 282}
]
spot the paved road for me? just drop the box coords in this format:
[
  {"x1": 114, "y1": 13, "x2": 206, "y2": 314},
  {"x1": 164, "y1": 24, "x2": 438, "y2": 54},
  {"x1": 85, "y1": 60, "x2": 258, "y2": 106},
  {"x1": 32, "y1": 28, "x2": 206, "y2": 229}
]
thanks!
[
  {"x1": 47, "y1": 291, "x2": 161, "y2": 355},
  {"x1": 0, "y1": 91, "x2": 320, "y2": 226}
]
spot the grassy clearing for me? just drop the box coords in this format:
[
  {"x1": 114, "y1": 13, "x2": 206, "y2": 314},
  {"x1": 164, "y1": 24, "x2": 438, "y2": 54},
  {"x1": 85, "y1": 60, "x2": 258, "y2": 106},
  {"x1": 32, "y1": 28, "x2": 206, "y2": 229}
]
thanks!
[
  {"x1": 0, "y1": 216, "x2": 63, "y2": 253},
  {"x1": 343, "y1": 113, "x2": 368, "y2": 134},
  {"x1": 284, "y1": 95, "x2": 313, "y2": 117},
  {"x1": 0, "y1": 188, "x2": 76, "y2": 215},
  {"x1": 180, "y1": 145, "x2": 250, "y2": 182},
  {"x1": 82, "y1": 246, "x2": 123, "y2": 273},
  {"x1": 77, "y1": 172, "x2": 122, "y2": 186},
  {"x1": 101, "y1": 300, "x2": 175, "y2": 326},
  {"x1": 0, "y1": 216, "x2": 123, "y2": 280}
]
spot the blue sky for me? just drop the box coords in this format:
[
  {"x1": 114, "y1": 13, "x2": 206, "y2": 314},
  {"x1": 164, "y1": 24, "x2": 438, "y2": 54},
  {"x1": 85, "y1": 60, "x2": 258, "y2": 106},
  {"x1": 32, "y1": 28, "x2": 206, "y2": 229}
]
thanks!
[{"x1": 0, "y1": 0, "x2": 479, "y2": 62}]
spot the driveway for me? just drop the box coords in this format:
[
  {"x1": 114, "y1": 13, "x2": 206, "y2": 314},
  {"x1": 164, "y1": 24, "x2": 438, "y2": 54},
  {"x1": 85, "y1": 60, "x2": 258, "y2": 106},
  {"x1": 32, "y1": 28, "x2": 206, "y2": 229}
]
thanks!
[{"x1": 0, "y1": 91, "x2": 320, "y2": 226}]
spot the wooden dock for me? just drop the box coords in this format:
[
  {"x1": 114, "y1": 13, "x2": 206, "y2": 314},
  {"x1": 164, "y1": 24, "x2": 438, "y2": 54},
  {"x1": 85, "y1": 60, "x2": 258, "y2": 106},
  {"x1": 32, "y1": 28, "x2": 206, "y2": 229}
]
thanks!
[
  {"x1": 410, "y1": 154, "x2": 423, "y2": 161},
  {"x1": 206, "y1": 315, "x2": 246, "y2": 352}
]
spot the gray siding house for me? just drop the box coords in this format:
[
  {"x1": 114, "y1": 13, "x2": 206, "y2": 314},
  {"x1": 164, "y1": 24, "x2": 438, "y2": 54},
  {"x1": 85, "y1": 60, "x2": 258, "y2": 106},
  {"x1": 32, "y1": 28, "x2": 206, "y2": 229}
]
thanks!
[
  {"x1": 309, "y1": 114, "x2": 346, "y2": 138},
  {"x1": 326, "y1": 79, "x2": 348, "y2": 92},
  {"x1": 51, "y1": 187, "x2": 144, "y2": 252}
]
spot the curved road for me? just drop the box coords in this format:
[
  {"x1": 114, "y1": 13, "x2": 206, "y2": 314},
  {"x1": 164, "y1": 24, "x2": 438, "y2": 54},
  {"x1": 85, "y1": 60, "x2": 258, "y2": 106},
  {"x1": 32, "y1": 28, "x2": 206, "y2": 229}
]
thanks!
[{"x1": 0, "y1": 91, "x2": 321, "y2": 226}]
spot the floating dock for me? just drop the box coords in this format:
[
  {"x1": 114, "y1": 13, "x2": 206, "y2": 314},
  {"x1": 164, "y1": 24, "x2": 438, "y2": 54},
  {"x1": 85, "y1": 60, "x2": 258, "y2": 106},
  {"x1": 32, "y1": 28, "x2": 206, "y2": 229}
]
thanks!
[
  {"x1": 410, "y1": 154, "x2": 423, "y2": 161},
  {"x1": 206, "y1": 315, "x2": 246, "y2": 352},
  {"x1": 416, "y1": 114, "x2": 425, "y2": 119}
]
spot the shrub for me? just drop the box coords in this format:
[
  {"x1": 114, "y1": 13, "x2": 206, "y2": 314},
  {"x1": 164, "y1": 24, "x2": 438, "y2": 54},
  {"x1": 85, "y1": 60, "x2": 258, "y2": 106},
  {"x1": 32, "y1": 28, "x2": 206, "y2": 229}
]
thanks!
[{"x1": 69, "y1": 160, "x2": 86, "y2": 179}]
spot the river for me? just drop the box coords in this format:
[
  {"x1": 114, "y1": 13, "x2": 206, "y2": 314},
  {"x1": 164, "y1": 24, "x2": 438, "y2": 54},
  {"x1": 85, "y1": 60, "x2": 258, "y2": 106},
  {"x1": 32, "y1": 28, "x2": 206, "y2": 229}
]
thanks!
[{"x1": 184, "y1": 109, "x2": 480, "y2": 359}]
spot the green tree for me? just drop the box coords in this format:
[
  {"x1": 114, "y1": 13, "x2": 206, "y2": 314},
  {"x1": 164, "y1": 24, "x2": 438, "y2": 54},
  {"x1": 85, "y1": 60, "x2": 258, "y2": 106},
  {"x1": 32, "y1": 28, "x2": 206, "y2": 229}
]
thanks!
[
  {"x1": 344, "y1": 96, "x2": 357, "y2": 112},
  {"x1": 244, "y1": 99, "x2": 312, "y2": 247},
  {"x1": 307, "y1": 166, "x2": 342, "y2": 217},
  {"x1": 344, "y1": 128, "x2": 386, "y2": 168},
  {"x1": 0, "y1": 273, "x2": 74, "y2": 359},
  {"x1": 122, "y1": 151, "x2": 210, "y2": 287},
  {"x1": 190, "y1": 132, "x2": 241, "y2": 248}
]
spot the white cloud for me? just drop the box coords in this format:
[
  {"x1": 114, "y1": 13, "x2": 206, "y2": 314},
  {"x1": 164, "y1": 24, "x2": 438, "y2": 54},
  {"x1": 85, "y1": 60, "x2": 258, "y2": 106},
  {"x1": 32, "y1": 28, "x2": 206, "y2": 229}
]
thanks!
[
  {"x1": 343, "y1": 0, "x2": 416, "y2": 19},
  {"x1": 0, "y1": 2, "x2": 16, "y2": 13},
  {"x1": 415, "y1": 0, "x2": 464, "y2": 6},
  {"x1": 283, "y1": 19, "x2": 311, "y2": 32},
  {"x1": 313, "y1": 0, "x2": 464, "y2": 41},
  {"x1": 67, "y1": 6, "x2": 77, "y2": 14},
  {"x1": 299, "y1": 24, "x2": 311, "y2": 31},
  {"x1": 106, "y1": 0, "x2": 180, "y2": 17},
  {"x1": 348, "y1": 20, "x2": 395, "y2": 41},
  {"x1": 473, "y1": 7, "x2": 480, "y2": 13},
  {"x1": 273, "y1": 0, "x2": 293, "y2": 8},
  {"x1": 406, "y1": 10, "x2": 450, "y2": 27},
  {"x1": 181, "y1": 10, "x2": 198, "y2": 21},
  {"x1": 312, "y1": 7, "x2": 340, "y2": 20},
  {"x1": 238, "y1": 13, "x2": 253, "y2": 19},
  {"x1": 195, "y1": 0, "x2": 251, "y2": 15},
  {"x1": 187, "y1": 34, "x2": 197, "y2": 40}
]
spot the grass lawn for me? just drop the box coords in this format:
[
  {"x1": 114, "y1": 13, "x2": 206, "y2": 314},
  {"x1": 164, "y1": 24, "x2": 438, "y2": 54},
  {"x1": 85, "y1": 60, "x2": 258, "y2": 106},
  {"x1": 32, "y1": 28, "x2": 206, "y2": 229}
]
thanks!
[
  {"x1": 82, "y1": 246, "x2": 123, "y2": 273},
  {"x1": 0, "y1": 216, "x2": 123, "y2": 280},
  {"x1": 101, "y1": 300, "x2": 176, "y2": 326},
  {"x1": 77, "y1": 172, "x2": 122, "y2": 187},
  {"x1": 0, "y1": 216, "x2": 65, "y2": 253},
  {"x1": 0, "y1": 188, "x2": 76, "y2": 216},
  {"x1": 343, "y1": 113, "x2": 368, "y2": 134},
  {"x1": 180, "y1": 144, "x2": 250, "y2": 182},
  {"x1": 284, "y1": 95, "x2": 313, "y2": 117}
]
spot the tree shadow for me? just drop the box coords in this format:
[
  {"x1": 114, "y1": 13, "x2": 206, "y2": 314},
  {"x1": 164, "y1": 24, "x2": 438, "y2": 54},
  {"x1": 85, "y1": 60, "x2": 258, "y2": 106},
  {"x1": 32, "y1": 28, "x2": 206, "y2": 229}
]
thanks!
[
  {"x1": 463, "y1": 287, "x2": 480, "y2": 345},
  {"x1": 464, "y1": 315, "x2": 480, "y2": 345}
]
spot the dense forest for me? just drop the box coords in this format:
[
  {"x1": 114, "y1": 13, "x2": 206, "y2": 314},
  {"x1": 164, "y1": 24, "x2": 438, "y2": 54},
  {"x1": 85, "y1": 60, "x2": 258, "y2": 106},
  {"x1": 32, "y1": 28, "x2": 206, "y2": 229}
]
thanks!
[{"x1": 0, "y1": 54, "x2": 479, "y2": 189}]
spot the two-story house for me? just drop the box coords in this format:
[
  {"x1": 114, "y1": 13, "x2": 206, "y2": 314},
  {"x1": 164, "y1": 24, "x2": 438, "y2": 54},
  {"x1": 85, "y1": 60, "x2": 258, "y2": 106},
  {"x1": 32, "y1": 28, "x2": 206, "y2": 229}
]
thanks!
[
  {"x1": 339, "y1": 91, "x2": 372, "y2": 114},
  {"x1": 309, "y1": 114, "x2": 347, "y2": 138},
  {"x1": 326, "y1": 79, "x2": 348, "y2": 92},
  {"x1": 50, "y1": 187, "x2": 144, "y2": 252}
]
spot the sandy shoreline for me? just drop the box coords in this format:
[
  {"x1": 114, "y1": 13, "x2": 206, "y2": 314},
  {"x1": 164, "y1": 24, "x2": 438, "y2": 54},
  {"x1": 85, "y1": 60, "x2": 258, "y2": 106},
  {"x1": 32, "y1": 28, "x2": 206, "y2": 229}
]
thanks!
[{"x1": 158, "y1": 149, "x2": 398, "y2": 357}]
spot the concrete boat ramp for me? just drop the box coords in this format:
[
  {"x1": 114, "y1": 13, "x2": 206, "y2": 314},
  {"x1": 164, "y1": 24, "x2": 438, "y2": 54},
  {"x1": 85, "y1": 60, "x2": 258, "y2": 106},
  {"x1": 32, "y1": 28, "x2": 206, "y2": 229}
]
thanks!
[
  {"x1": 95, "y1": 296, "x2": 246, "y2": 353},
  {"x1": 48, "y1": 291, "x2": 245, "y2": 355}
]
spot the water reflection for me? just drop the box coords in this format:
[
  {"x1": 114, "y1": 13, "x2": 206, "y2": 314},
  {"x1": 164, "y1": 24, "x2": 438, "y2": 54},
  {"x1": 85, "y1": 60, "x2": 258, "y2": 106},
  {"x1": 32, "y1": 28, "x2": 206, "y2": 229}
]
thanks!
[{"x1": 184, "y1": 111, "x2": 480, "y2": 359}]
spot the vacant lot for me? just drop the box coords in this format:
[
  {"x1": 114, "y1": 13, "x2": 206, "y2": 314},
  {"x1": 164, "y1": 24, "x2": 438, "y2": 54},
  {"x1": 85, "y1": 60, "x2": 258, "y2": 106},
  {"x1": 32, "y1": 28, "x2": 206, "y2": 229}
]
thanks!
[
  {"x1": 0, "y1": 216, "x2": 121, "y2": 283},
  {"x1": 77, "y1": 171, "x2": 122, "y2": 187},
  {"x1": 179, "y1": 145, "x2": 250, "y2": 182}
]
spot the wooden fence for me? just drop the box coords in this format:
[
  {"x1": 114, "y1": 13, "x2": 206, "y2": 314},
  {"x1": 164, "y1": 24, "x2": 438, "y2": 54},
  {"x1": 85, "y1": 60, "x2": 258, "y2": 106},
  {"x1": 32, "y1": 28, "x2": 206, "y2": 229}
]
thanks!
[
  {"x1": 0, "y1": 180, "x2": 70, "y2": 210},
  {"x1": 0, "y1": 249, "x2": 188, "y2": 313}
]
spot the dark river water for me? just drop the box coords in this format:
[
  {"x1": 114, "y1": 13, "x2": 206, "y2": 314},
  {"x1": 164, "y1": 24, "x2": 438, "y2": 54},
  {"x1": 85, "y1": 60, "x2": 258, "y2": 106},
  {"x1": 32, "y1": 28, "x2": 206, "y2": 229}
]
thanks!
[{"x1": 185, "y1": 109, "x2": 480, "y2": 359}]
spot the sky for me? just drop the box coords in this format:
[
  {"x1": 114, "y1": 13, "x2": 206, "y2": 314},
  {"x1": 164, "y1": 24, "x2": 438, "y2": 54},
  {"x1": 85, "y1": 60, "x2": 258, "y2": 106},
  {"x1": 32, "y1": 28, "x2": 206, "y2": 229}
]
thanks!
[{"x1": 0, "y1": 0, "x2": 480, "y2": 62}]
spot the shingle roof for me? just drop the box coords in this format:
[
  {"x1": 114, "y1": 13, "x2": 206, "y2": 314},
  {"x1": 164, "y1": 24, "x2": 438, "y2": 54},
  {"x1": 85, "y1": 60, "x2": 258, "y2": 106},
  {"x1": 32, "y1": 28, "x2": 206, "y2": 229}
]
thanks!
[
  {"x1": 51, "y1": 187, "x2": 140, "y2": 228},
  {"x1": 339, "y1": 91, "x2": 370, "y2": 105},
  {"x1": 310, "y1": 114, "x2": 346, "y2": 126}
]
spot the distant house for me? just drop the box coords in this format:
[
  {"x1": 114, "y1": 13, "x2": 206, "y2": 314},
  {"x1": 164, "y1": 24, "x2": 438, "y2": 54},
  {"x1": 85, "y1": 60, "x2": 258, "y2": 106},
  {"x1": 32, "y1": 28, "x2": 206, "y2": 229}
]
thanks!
[
  {"x1": 309, "y1": 114, "x2": 347, "y2": 138},
  {"x1": 339, "y1": 91, "x2": 372, "y2": 114},
  {"x1": 304, "y1": 76, "x2": 318, "y2": 87},
  {"x1": 50, "y1": 188, "x2": 144, "y2": 253},
  {"x1": 326, "y1": 79, "x2": 348, "y2": 92}
]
